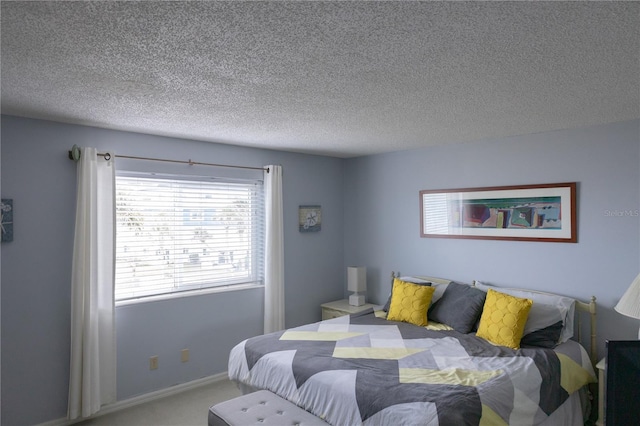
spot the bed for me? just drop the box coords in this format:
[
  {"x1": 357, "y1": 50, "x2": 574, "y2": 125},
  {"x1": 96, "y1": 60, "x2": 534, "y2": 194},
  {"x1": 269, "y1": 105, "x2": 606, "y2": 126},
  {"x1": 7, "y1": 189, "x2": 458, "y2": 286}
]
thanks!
[{"x1": 228, "y1": 273, "x2": 597, "y2": 425}]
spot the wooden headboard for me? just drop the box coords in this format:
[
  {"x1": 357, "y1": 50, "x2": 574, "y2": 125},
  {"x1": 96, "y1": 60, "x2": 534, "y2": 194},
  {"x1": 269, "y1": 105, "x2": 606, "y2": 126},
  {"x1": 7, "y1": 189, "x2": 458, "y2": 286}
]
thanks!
[{"x1": 390, "y1": 272, "x2": 598, "y2": 365}]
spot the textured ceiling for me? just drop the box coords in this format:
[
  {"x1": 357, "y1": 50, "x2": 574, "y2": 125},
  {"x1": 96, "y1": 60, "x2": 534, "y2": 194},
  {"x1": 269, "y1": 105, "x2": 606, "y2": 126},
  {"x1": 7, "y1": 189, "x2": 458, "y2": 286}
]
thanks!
[{"x1": 1, "y1": 1, "x2": 639, "y2": 158}]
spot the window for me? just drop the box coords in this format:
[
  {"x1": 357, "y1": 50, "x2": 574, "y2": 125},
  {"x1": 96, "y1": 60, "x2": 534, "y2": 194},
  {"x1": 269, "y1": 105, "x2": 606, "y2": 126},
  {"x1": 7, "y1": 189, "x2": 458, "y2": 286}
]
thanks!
[{"x1": 115, "y1": 173, "x2": 264, "y2": 302}]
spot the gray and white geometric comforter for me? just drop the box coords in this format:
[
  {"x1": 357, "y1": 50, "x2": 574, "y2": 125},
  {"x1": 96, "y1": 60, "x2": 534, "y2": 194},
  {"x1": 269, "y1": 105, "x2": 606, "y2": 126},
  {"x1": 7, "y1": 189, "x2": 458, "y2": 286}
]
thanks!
[{"x1": 228, "y1": 309, "x2": 596, "y2": 426}]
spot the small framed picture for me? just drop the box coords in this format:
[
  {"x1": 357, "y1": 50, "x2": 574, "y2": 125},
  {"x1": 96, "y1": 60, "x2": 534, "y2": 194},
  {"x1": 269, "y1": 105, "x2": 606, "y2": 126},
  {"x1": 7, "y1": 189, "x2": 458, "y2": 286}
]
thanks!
[
  {"x1": 1, "y1": 199, "x2": 13, "y2": 242},
  {"x1": 299, "y1": 205, "x2": 321, "y2": 232}
]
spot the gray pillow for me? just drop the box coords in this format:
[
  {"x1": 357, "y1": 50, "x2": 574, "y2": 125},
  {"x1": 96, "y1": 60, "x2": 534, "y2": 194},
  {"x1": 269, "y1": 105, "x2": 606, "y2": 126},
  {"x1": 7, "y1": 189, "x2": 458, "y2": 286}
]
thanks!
[
  {"x1": 427, "y1": 282, "x2": 486, "y2": 334},
  {"x1": 520, "y1": 321, "x2": 564, "y2": 348}
]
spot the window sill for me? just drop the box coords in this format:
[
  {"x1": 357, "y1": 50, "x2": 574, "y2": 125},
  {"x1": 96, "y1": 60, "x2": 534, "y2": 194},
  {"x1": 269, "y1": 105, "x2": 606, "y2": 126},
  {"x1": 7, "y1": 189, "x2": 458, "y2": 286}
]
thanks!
[{"x1": 115, "y1": 283, "x2": 264, "y2": 307}]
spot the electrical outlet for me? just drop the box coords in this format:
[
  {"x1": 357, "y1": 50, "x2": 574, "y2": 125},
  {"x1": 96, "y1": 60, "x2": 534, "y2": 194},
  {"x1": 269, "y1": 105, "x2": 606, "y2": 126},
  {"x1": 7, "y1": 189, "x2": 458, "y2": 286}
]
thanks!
[
  {"x1": 181, "y1": 349, "x2": 189, "y2": 363},
  {"x1": 150, "y1": 356, "x2": 159, "y2": 370}
]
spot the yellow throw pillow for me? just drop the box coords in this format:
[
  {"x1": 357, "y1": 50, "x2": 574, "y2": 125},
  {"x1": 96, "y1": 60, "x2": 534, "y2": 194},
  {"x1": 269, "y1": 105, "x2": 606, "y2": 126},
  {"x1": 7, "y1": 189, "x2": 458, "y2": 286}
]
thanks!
[
  {"x1": 387, "y1": 279, "x2": 436, "y2": 327},
  {"x1": 476, "y1": 289, "x2": 533, "y2": 350}
]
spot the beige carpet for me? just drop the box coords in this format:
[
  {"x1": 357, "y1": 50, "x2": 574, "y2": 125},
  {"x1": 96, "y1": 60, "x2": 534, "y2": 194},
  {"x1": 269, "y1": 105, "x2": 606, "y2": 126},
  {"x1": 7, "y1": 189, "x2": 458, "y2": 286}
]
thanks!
[{"x1": 77, "y1": 379, "x2": 242, "y2": 426}]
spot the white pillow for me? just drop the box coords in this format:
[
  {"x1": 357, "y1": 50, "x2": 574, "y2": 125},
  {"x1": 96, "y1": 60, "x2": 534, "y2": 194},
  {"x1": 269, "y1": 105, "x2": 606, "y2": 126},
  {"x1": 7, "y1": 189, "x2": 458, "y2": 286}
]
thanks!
[
  {"x1": 398, "y1": 276, "x2": 431, "y2": 283},
  {"x1": 428, "y1": 281, "x2": 450, "y2": 304},
  {"x1": 474, "y1": 281, "x2": 575, "y2": 344}
]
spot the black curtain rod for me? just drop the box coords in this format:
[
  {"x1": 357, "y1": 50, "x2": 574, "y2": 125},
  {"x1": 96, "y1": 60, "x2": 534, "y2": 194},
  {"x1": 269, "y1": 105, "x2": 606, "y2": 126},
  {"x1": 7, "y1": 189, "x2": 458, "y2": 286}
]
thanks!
[{"x1": 67, "y1": 145, "x2": 269, "y2": 173}]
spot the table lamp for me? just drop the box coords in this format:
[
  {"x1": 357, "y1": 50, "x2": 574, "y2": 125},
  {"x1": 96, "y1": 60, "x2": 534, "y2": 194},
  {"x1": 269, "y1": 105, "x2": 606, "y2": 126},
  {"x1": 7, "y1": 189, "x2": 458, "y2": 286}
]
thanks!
[
  {"x1": 348, "y1": 266, "x2": 367, "y2": 306},
  {"x1": 614, "y1": 272, "x2": 640, "y2": 339}
]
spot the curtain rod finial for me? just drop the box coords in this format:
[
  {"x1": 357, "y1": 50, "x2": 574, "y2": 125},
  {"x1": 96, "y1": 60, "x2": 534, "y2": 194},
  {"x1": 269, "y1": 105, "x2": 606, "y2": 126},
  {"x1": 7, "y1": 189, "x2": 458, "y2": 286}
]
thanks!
[{"x1": 69, "y1": 145, "x2": 81, "y2": 162}]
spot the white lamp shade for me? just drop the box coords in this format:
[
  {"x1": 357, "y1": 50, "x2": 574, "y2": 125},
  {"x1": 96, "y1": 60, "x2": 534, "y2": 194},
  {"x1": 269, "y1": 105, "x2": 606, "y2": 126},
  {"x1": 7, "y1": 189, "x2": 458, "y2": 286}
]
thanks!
[
  {"x1": 347, "y1": 266, "x2": 367, "y2": 292},
  {"x1": 615, "y1": 273, "x2": 640, "y2": 320}
]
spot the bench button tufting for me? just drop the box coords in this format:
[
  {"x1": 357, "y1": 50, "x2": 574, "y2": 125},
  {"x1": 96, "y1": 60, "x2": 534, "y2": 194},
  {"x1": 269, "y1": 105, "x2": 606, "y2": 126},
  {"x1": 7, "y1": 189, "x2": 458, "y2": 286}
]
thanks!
[{"x1": 209, "y1": 391, "x2": 325, "y2": 426}]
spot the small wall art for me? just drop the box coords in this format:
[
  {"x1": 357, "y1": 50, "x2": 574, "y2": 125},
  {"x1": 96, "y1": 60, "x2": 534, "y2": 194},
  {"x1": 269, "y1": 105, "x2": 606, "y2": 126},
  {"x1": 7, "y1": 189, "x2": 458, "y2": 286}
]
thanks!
[
  {"x1": 299, "y1": 205, "x2": 321, "y2": 233},
  {"x1": 1, "y1": 199, "x2": 13, "y2": 242}
]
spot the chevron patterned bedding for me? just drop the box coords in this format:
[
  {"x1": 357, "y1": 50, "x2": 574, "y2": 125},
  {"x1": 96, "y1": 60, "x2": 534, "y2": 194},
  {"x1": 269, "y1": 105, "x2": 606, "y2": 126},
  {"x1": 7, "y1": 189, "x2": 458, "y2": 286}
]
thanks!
[{"x1": 228, "y1": 309, "x2": 596, "y2": 426}]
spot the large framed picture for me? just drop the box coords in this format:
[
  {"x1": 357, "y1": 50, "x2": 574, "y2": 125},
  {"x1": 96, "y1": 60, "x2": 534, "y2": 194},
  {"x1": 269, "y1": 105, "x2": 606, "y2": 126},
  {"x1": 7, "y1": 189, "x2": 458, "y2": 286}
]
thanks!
[{"x1": 419, "y1": 182, "x2": 576, "y2": 243}]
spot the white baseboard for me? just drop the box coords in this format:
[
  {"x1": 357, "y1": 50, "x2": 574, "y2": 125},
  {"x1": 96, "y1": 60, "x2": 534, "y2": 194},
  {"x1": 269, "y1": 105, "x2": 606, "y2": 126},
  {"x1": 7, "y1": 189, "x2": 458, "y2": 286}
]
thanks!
[{"x1": 38, "y1": 372, "x2": 230, "y2": 426}]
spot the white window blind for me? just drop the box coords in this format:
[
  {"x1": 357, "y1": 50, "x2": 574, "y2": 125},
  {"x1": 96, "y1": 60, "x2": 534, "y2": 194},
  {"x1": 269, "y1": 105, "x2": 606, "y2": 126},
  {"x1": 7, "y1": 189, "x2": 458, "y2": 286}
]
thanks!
[{"x1": 115, "y1": 173, "x2": 264, "y2": 302}]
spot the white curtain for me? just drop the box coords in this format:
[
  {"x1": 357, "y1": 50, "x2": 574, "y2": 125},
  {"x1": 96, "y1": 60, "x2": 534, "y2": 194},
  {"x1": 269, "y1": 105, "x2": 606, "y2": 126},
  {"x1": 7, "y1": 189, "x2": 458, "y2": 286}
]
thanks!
[
  {"x1": 68, "y1": 147, "x2": 117, "y2": 419},
  {"x1": 264, "y1": 165, "x2": 285, "y2": 334}
]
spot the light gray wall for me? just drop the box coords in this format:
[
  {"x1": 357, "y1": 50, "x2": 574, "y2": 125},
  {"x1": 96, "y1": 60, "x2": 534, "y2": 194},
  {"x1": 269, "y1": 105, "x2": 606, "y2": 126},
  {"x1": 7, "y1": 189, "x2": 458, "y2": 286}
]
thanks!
[
  {"x1": 0, "y1": 115, "x2": 345, "y2": 425},
  {"x1": 344, "y1": 119, "x2": 640, "y2": 359},
  {"x1": 0, "y1": 116, "x2": 2, "y2": 424},
  {"x1": 2, "y1": 115, "x2": 638, "y2": 425}
]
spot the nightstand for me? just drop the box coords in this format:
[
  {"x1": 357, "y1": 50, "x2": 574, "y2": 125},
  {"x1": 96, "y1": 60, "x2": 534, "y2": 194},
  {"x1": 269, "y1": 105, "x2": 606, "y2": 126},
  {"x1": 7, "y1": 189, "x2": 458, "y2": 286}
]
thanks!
[
  {"x1": 596, "y1": 357, "x2": 605, "y2": 426},
  {"x1": 321, "y1": 299, "x2": 375, "y2": 320}
]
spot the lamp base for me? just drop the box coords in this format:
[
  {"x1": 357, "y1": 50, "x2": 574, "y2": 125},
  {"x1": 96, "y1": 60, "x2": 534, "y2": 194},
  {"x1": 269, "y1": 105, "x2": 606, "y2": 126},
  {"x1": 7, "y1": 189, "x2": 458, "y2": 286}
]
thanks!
[{"x1": 349, "y1": 294, "x2": 365, "y2": 306}]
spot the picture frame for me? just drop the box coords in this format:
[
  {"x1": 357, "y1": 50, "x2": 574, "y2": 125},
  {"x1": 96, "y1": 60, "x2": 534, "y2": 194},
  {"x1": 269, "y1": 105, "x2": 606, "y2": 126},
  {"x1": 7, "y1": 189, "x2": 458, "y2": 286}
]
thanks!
[
  {"x1": 419, "y1": 182, "x2": 576, "y2": 243},
  {"x1": 299, "y1": 205, "x2": 321, "y2": 233},
  {"x1": 1, "y1": 199, "x2": 14, "y2": 243}
]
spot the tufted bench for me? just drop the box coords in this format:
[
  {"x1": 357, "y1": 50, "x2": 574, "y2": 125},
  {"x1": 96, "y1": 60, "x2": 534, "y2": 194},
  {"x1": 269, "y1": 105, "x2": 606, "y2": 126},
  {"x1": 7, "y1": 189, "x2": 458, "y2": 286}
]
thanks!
[{"x1": 208, "y1": 390, "x2": 328, "y2": 426}]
